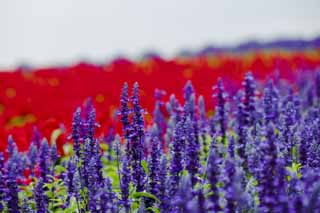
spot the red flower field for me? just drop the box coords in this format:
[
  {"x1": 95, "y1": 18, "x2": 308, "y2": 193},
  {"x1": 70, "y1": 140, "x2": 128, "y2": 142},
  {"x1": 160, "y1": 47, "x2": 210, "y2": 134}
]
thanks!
[{"x1": 1, "y1": 49, "x2": 320, "y2": 152}]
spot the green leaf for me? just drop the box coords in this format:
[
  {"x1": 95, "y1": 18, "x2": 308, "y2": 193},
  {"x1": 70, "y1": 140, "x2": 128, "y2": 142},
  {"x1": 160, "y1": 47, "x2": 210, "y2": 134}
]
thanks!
[
  {"x1": 131, "y1": 192, "x2": 160, "y2": 202},
  {"x1": 141, "y1": 160, "x2": 149, "y2": 175},
  {"x1": 146, "y1": 207, "x2": 161, "y2": 213}
]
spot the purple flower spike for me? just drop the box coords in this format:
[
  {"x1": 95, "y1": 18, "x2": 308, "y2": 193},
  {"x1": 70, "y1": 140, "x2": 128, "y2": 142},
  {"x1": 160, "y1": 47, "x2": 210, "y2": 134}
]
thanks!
[
  {"x1": 243, "y1": 72, "x2": 257, "y2": 127},
  {"x1": 71, "y1": 107, "x2": 82, "y2": 157},
  {"x1": 39, "y1": 139, "x2": 50, "y2": 182},
  {"x1": 169, "y1": 119, "x2": 185, "y2": 196},
  {"x1": 214, "y1": 78, "x2": 228, "y2": 140},
  {"x1": 130, "y1": 82, "x2": 146, "y2": 192},
  {"x1": 185, "y1": 117, "x2": 200, "y2": 186},
  {"x1": 34, "y1": 178, "x2": 47, "y2": 213}
]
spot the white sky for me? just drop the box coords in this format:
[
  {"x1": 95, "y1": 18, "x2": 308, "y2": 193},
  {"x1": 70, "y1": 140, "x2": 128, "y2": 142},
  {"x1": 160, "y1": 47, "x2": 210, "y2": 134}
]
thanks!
[{"x1": 0, "y1": 0, "x2": 320, "y2": 68}]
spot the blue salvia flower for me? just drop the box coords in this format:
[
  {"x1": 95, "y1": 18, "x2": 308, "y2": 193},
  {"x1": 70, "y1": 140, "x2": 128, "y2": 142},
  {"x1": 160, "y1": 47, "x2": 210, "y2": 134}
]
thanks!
[
  {"x1": 158, "y1": 156, "x2": 168, "y2": 211},
  {"x1": 214, "y1": 78, "x2": 228, "y2": 140},
  {"x1": 299, "y1": 113, "x2": 314, "y2": 166},
  {"x1": 93, "y1": 140, "x2": 104, "y2": 185},
  {"x1": 120, "y1": 156, "x2": 131, "y2": 212},
  {"x1": 27, "y1": 142, "x2": 38, "y2": 175},
  {"x1": 87, "y1": 108, "x2": 96, "y2": 143},
  {"x1": 185, "y1": 117, "x2": 200, "y2": 186},
  {"x1": 39, "y1": 139, "x2": 50, "y2": 182},
  {"x1": 183, "y1": 80, "x2": 195, "y2": 101},
  {"x1": 7, "y1": 135, "x2": 18, "y2": 157},
  {"x1": 279, "y1": 96, "x2": 298, "y2": 164},
  {"x1": 100, "y1": 177, "x2": 117, "y2": 213},
  {"x1": 198, "y1": 95, "x2": 209, "y2": 160},
  {"x1": 170, "y1": 175, "x2": 194, "y2": 212},
  {"x1": 315, "y1": 69, "x2": 320, "y2": 102},
  {"x1": 120, "y1": 82, "x2": 131, "y2": 139},
  {"x1": 34, "y1": 178, "x2": 47, "y2": 213},
  {"x1": 206, "y1": 147, "x2": 221, "y2": 212},
  {"x1": 71, "y1": 107, "x2": 82, "y2": 158},
  {"x1": 104, "y1": 127, "x2": 115, "y2": 161},
  {"x1": 65, "y1": 158, "x2": 77, "y2": 200},
  {"x1": 87, "y1": 157, "x2": 99, "y2": 212},
  {"x1": 148, "y1": 126, "x2": 161, "y2": 199},
  {"x1": 6, "y1": 159, "x2": 20, "y2": 213},
  {"x1": 258, "y1": 123, "x2": 288, "y2": 212},
  {"x1": 243, "y1": 72, "x2": 257, "y2": 127},
  {"x1": 221, "y1": 159, "x2": 237, "y2": 213},
  {"x1": 130, "y1": 82, "x2": 146, "y2": 192},
  {"x1": 263, "y1": 80, "x2": 279, "y2": 124},
  {"x1": 169, "y1": 119, "x2": 185, "y2": 196},
  {"x1": 32, "y1": 126, "x2": 42, "y2": 148},
  {"x1": 50, "y1": 142, "x2": 59, "y2": 166},
  {"x1": 153, "y1": 89, "x2": 167, "y2": 140},
  {"x1": 300, "y1": 168, "x2": 320, "y2": 211},
  {"x1": 0, "y1": 152, "x2": 5, "y2": 212},
  {"x1": 234, "y1": 91, "x2": 248, "y2": 162}
]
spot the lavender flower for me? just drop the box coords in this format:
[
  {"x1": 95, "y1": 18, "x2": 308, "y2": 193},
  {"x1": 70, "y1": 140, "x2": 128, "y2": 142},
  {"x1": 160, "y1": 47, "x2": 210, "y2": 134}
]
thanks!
[
  {"x1": 71, "y1": 107, "x2": 82, "y2": 157},
  {"x1": 148, "y1": 128, "x2": 161, "y2": 198},
  {"x1": 243, "y1": 72, "x2": 257, "y2": 127},
  {"x1": 120, "y1": 156, "x2": 131, "y2": 211},
  {"x1": 185, "y1": 117, "x2": 200, "y2": 186},
  {"x1": 6, "y1": 161, "x2": 20, "y2": 213},
  {"x1": 263, "y1": 80, "x2": 279, "y2": 124},
  {"x1": 0, "y1": 152, "x2": 5, "y2": 212},
  {"x1": 27, "y1": 142, "x2": 38, "y2": 174},
  {"x1": 214, "y1": 78, "x2": 228, "y2": 140},
  {"x1": 130, "y1": 82, "x2": 146, "y2": 192},
  {"x1": 34, "y1": 178, "x2": 47, "y2": 213},
  {"x1": 206, "y1": 148, "x2": 221, "y2": 212},
  {"x1": 169, "y1": 119, "x2": 185, "y2": 196},
  {"x1": 39, "y1": 139, "x2": 50, "y2": 182},
  {"x1": 120, "y1": 82, "x2": 131, "y2": 139}
]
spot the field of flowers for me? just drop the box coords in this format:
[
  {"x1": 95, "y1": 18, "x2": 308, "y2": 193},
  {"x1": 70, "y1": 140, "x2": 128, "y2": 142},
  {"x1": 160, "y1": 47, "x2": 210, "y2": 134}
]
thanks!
[{"x1": 1, "y1": 40, "x2": 320, "y2": 212}]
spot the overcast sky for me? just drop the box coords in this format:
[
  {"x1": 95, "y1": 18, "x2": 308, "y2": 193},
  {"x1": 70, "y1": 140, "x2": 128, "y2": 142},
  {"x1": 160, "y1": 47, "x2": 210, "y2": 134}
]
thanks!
[{"x1": 1, "y1": 0, "x2": 320, "y2": 68}]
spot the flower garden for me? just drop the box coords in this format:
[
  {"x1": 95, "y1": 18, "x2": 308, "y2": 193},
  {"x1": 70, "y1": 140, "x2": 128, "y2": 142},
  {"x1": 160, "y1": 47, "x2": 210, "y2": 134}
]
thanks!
[{"x1": 1, "y1": 39, "x2": 320, "y2": 212}]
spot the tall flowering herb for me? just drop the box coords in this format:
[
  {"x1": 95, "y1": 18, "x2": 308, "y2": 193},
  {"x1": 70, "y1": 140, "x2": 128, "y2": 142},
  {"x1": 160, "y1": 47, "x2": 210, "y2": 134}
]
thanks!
[
  {"x1": 234, "y1": 92, "x2": 247, "y2": 163},
  {"x1": 34, "y1": 178, "x2": 47, "y2": 213},
  {"x1": 100, "y1": 178, "x2": 117, "y2": 213},
  {"x1": 39, "y1": 139, "x2": 50, "y2": 182},
  {"x1": 170, "y1": 175, "x2": 195, "y2": 212},
  {"x1": 169, "y1": 119, "x2": 185, "y2": 196},
  {"x1": 87, "y1": 108, "x2": 97, "y2": 154},
  {"x1": 120, "y1": 82, "x2": 131, "y2": 139},
  {"x1": 198, "y1": 95, "x2": 209, "y2": 160},
  {"x1": 32, "y1": 126, "x2": 42, "y2": 148},
  {"x1": 27, "y1": 142, "x2": 38, "y2": 175},
  {"x1": 65, "y1": 158, "x2": 77, "y2": 202},
  {"x1": 7, "y1": 135, "x2": 18, "y2": 156},
  {"x1": 159, "y1": 156, "x2": 168, "y2": 211},
  {"x1": 263, "y1": 80, "x2": 279, "y2": 124},
  {"x1": 214, "y1": 78, "x2": 228, "y2": 140},
  {"x1": 0, "y1": 152, "x2": 5, "y2": 211},
  {"x1": 153, "y1": 89, "x2": 167, "y2": 141},
  {"x1": 184, "y1": 117, "x2": 200, "y2": 186},
  {"x1": 243, "y1": 72, "x2": 257, "y2": 128},
  {"x1": 258, "y1": 123, "x2": 287, "y2": 212},
  {"x1": 71, "y1": 107, "x2": 82, "y2": 158},
  {"x1": 6, "y1": 158, "x2": 20, "y2": 212},
  {"x1": 148, "y1": 127, "x2": 161, "y2": 199},
  {"x1": 280, "y1": 95, "x2": 298, "y2": 164},
  {"x1": 221, "y1": 159, "x2": 237, "y2": 213},
  {"x1": 120, "y1": 156, "x2": 130, "y2": 212},
  {"x1": 130, "y1": 82, "x2": 146, "y2": 192},
  {"x1": 316, "y1": 69, "x2": 320, "y2": 103},
  {"x1": 206, "y1": 148, "x2": 221, "y2": 212},
  {"x1": 184, "y1": 81, "x2": 196, "y2": 119}
]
